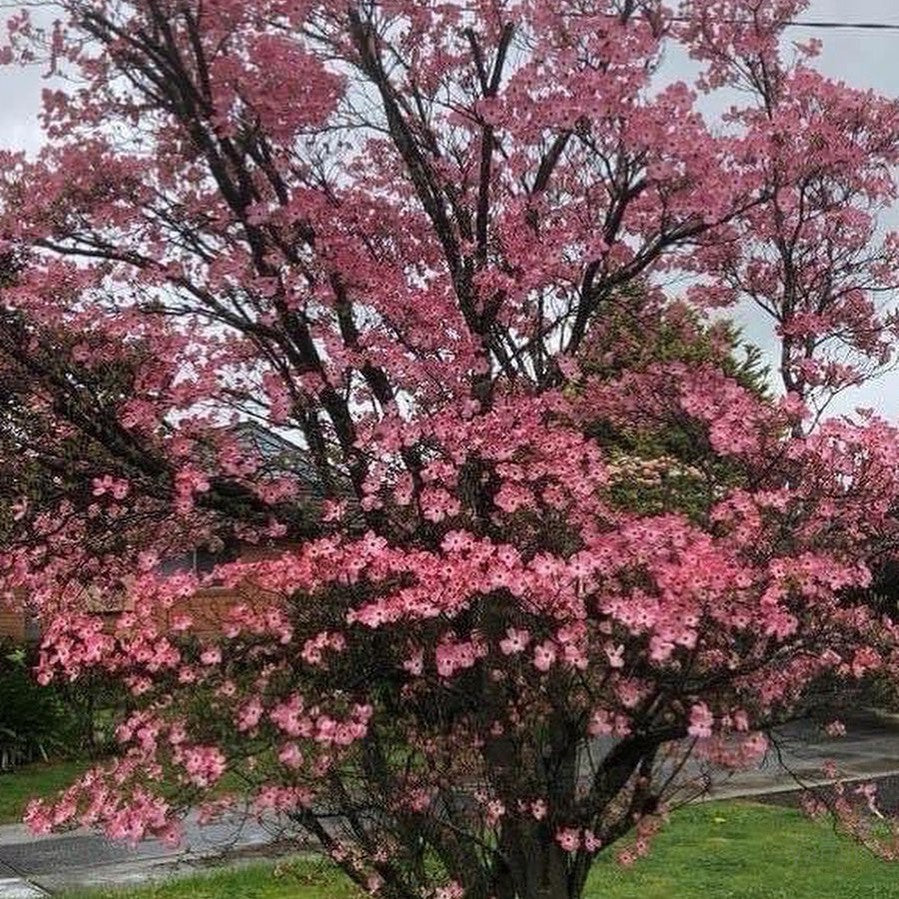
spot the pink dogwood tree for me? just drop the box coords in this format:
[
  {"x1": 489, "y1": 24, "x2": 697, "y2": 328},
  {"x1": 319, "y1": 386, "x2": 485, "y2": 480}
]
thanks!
[{"x1": 3, "y1": 0, "x2": 899, "y2": 895}]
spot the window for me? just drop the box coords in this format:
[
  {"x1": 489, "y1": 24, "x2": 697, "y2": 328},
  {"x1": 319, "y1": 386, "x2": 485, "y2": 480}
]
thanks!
[{"x1": 158, "y1": 542, "x2": 239, "y2": 583}]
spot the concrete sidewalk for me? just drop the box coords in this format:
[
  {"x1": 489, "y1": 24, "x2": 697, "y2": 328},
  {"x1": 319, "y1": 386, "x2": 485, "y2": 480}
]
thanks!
[{"x1": 1, "y1": 716, "x2": 898, "y2": 895}]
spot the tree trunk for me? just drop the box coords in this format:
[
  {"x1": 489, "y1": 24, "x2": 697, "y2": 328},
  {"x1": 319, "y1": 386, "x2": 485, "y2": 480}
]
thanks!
[{"x1": 492, "y1": 822, "x2": 581, "y2": 899}]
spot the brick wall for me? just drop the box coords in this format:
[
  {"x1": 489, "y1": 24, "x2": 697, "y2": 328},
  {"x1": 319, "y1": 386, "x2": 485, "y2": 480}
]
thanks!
[
  {"x1": 161, "y1": 586, "x2": 261, "y2": 637},
  {"x1": 0, "y1": 586, "x2": 26, "y2": 641},
  {"x1": 0, "y1": 606, "x2": 24, "y2": 641},
  {"x1": 0, "y1": 542, "x2": 294, "y2": 643}
]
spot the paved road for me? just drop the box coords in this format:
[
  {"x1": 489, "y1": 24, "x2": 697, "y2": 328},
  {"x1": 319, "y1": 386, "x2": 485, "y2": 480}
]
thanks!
[
  {"x1": 581, "y1": 715, "x2": 899, "y2": 805},
  {"x1": 702, "y1": 716, "x2": 899, "y2": 801},
  {"x1": 1, "y1": 715, "x2": 898, "y2": 895},
  {"x1": 0, "y1": 810, "x2": 290, "y2": 896}
]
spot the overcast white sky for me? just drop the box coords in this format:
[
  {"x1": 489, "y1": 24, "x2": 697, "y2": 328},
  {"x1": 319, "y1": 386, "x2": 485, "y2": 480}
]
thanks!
[
  {"x1": 657, "y1": 0, "x2": 899, "y2": 419},
  {"x1": 1, "y1": 1, "x2": 898, "y2": 417}
]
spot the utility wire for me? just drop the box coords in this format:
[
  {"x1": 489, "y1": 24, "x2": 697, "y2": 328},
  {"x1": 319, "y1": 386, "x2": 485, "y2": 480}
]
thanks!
[
  {"x1": 773, "y1": 20, "x2": 899, "y2": 31},
  {"x1": 667, "y1": 17, "x2": 899, "y2": 32}
]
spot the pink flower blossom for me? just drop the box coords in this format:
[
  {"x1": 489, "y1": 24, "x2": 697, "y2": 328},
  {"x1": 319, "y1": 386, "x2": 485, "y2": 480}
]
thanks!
[
  {"x1": 555, "y1": 828, "x2": 581, "y2": 852},
  {"x1": 688, "y1": 703, "x2": 715, "y2": 739},
  {"x1": 533, "y1": 641, "x2": 557, "y2": 672}
]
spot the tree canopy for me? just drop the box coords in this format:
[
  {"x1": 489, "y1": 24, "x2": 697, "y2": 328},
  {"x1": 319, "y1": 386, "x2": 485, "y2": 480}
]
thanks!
[{"x1": 4, "y1": 2, "x2": 899, "y2": 897}]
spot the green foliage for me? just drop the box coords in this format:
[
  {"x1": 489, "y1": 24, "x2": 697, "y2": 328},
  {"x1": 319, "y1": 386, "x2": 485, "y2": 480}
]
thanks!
[
  {"x1": 0, "y1": 639, "x2": 121, "y2": 768},
  {"x1": 55, "y1": 671, "x2": 127, "y2": 759},
  {"x1": 582, "y1": 285, "x2": 770, "y2": 398},
  {"x1": 577, "y1": 291, "x2": 770, "y2": 522},
  {"x1": 0, "y1": 639, "x2": 73, "y2": 768}
]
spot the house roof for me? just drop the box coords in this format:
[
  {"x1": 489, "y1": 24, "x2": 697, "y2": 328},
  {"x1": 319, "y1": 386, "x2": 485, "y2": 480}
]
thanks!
[{"x1": 231, "y1": 421, "x2": 323, "y2": 495}]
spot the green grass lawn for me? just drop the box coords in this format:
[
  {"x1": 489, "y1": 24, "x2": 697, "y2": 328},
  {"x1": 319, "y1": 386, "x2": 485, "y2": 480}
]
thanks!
[
  {"x1": 64, "y1": 858, "x2": 358, "y2": 899},
  {"x1": 591, "y1": 800, "x2": 899, "y2": 898},
  {"x1": 0, "y1": 759, "x2": 88, "y2": 825},
  {"x1": 60, "y1": 801, "x2": 899, "y2": 898}
]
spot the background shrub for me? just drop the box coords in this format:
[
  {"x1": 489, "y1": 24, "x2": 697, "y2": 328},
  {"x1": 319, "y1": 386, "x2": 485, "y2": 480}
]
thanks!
[{"x1": 0, "y1": 639, "x2": 122, "y2": 769}]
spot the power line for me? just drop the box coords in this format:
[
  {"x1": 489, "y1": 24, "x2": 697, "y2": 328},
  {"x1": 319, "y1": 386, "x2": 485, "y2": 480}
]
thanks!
[
  {"x1": 781, "y1": 20, "x2": 899, "y2": 31},
  {"x1": 668, "y1": 17, "x2": 899, "y2": 32}
]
